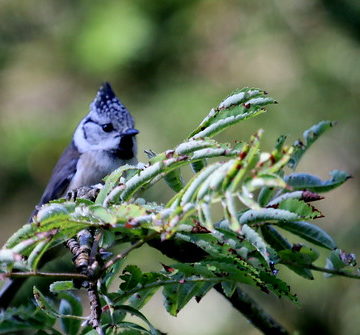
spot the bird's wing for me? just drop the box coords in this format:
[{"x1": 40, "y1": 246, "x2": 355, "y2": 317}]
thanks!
[{"x1": 38, "y1": 141, "x2": 80, "y2": 207}]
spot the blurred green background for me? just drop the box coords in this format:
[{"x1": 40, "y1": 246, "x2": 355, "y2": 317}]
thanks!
[{"x1": 0, "y1": 0, "x2": 359, "y2": 334}]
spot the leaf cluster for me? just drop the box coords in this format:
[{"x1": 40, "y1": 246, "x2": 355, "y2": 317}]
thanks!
[{"x1": 0, "y1": 87, "x2": 356, "y2": 335}]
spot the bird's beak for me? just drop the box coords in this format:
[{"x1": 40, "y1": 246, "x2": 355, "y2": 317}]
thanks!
[{"x1": 123, "y1": 128, "x2": 139, "y2": 136}]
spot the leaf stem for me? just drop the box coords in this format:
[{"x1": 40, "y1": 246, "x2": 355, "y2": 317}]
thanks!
[{"x1": 307, "y1": 264, "x2": 360, "y2": 279}]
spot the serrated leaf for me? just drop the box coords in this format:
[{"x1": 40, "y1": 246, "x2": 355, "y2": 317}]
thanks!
[
  {"x1": 289, "y1": 121, "x2": 336, "y2": 169},
  {"x1": 120, "y1": 265, "x2": 143, "y2": 291},
  {"x1": 128, "y1": 287, "x2": 160, "y2": 310},
  {"x1": 285, "y1": 170, "x2": 351, "y2": 193},
  {"x1": 258, "y1": 272, "x2": 297, "y2": 302},
  {"x1": 267, "y1": 191, "x2": 323, "y2": 207},
  {"x1": 111, "y1": 204, "x2": 148, "y2": 224},
  {"x1": 278, "y1": 199, "x2": 322, "y2": 219},
  {"x1": 163, "y1": 278, "x2": 214, "y2": 316},
  {"x1": 36, "y1": 203, "x2": 74, "y2": 224},
  {"x1": 275, "y1": 221, "x2": 336, "y2": 250},
  {"x1": 189, "y1": 88, "x2": 274, "y2": 139}
]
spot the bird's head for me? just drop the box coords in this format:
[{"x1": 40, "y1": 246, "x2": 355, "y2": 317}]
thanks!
[{"x1": 74, "y1": 83, "x2": 138, "y2": 159}]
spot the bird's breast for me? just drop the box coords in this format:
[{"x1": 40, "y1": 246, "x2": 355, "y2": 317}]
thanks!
[{"x1": 67, "y1": 150, "x2": 137, "y2": 192}]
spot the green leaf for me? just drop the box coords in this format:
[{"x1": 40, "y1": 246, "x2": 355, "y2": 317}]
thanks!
[
  {"x1": 245, "y1": 173, "x2": 286, "y2": 193},
  {"x1": 267, "y1": 191, "x2": 322, "y2": 207},
  {"x1": 102, "y1": 257, "x2": 125, "y2": 290},
  {"x1": 289, "y1": 121, "x2": 336, "y2": 169},
  {"x1": 260, "y1": 225, "x2": 292, "y2": 251},
  {"x1": 36, "y1": 203, "x2": 74, "y2": 224},
  {"x1": 120, "y1": 265, "x2": 143, "y2": 291},
  {"x1": 221, "y1": 281, "x2": 237, "y2": 298},
  {"x1": 128, "y1": 272, "x2": 167, "y2": 309},
  {"x1": 95, "y1": 164, "x2": 138, "y2": 205},
  {"x1": 258, "y1": 272, "x2": 297, "y2": 302},
  {"x1": 111, "y1": 204, "x2": 149, "y2": 224},
  {"x1": 287, "y1": 265, "x2": 314, "y2": 280},
  {"x1": 4, "y1": 223, "x2": 35, "y2": 249},
  {"x1": 99, "y1": 230, "x2": 116, "y2": 249},
  {"x1": 164, "y1": 168, "x2": 184, "y2": 192},
  {"x1": 49, "y1": 281, "x2": 76, "y2": 293},
  {"x1": 257, "y1": 187, "x2": 276, "y2": 207},
  {"x1": 191, "y1": 159, "x2": 207, "y2": 173},
  {"x1": 33, "y1": 287, "x2": 59, "y2": 319},
  {"x1": 239, "y1": 208, "x2": 300, "y2": 225},
  {"x1": 275, "y1": 221, "x2": 336, "y2": 250},
  {"x1": 163, "y1": 276, "x2": 214, "y2": 316},
  {"x1": 278, "y1": 199, "x2": 322, "y2": 219},
  {"x1": 58, "y1": 292, "x2": 82, "y2": 335},
  {"x1": 279, "y1": 246, "x2": 319, "y2": 266},
  {"x1": 28, "y1": 240, "x2": 52, "y2": 271},
  {"x1": 0, "y1": 304, "x2": 56, "y2": 333},
  {"x1": 242, "y1": 224, "x2": 269, "y2": 263},
  {"x1": 112, "y1": 304, "x2": 160, "y2": 335},
  {"x1": 285, "y1": 170, "x2": 351, "y2": 193},
  {"x1": 89, "y1": 205, "x2": 117, "y2": 224},
  {"x1": 189, "y1": 88, "x2": 275, "y2": 139}
]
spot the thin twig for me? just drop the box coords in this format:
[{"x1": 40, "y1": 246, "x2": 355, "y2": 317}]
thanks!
[
  {"x1": 307, "y1": 264, "x2": 360, "y2": 279},
  {"x1": 102, "y1": 233, "x2": 157, "y2": 272},
  {"x1": 3, "y1": 271, "x2": 87, "y2": 279}
]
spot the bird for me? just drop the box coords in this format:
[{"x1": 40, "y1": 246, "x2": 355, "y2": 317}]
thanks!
[
  {"x1": 37, "y1": 81, "x2": 138, "y2": 209},
  {"x1": 0, "y1": 82, "x2": 139, "y2": 308}
]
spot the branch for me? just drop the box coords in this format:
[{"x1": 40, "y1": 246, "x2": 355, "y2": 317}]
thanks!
[
  {"x1": 87, "y1": 281, "x2": 104, "y2": 335},
  {"x1": 214, "y1": 284, "x2": 289, "y2": 335}
]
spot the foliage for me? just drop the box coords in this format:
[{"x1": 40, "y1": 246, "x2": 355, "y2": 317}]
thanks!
[{"x1": 0, "y1": 87, "x2": 357, "y2": 335}]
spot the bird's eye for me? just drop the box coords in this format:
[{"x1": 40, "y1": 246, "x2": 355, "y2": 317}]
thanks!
[{"x1": 102, "y1": 123, "x2": 114, "y2": 132}]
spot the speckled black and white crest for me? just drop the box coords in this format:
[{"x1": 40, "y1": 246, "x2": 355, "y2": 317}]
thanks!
[{"x1": 90, "y1": 82, "x2": 134, "y2": 129}]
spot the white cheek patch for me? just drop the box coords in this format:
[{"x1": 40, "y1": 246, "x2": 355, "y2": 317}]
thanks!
[
  {"x1": 74, "y1": 122, "x2": 91, "y2": 153},
  {"x1": 74, "y1": 121, "x2": 121, "y2": 153}
]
